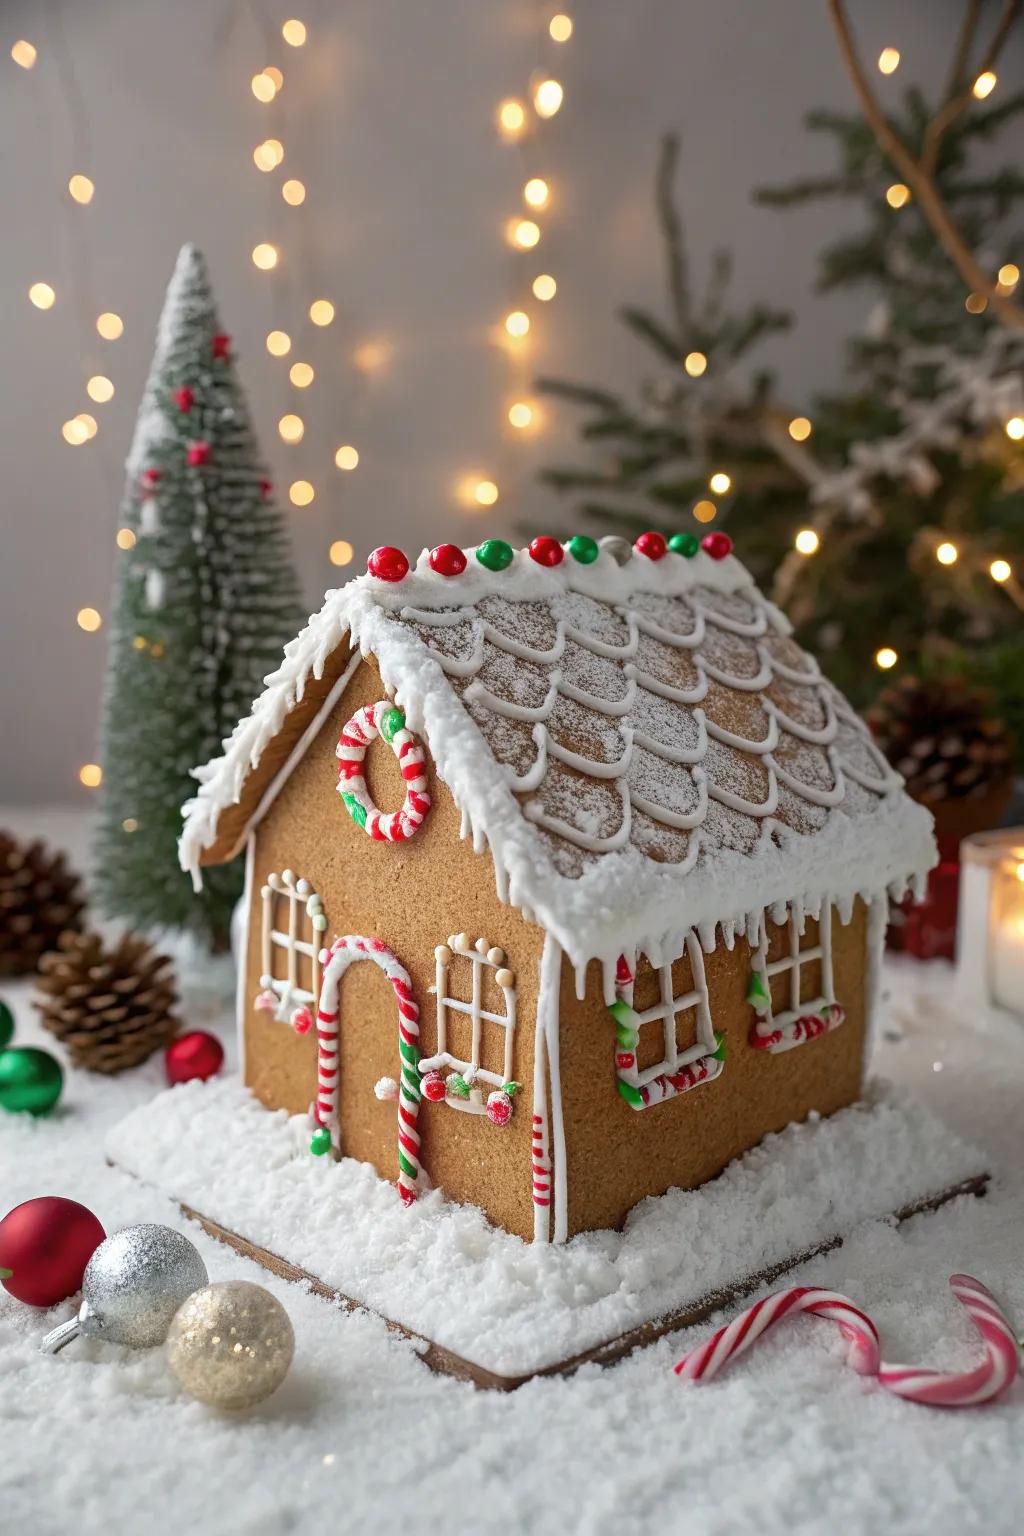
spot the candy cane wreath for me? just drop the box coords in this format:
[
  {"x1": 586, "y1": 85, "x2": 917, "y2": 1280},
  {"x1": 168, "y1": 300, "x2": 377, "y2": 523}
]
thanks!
[{"x1": 336, "y1": 700, "x2": 430, "y2": 842}]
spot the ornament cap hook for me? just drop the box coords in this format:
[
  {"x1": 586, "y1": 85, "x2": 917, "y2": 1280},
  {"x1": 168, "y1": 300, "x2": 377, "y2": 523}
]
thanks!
[{"x1": 40, "y1": 1313, "x2": 82, "y2": 1354}]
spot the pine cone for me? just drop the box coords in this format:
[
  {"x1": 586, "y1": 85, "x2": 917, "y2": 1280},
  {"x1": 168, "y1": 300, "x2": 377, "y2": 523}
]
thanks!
[
  {"x1": 34, "y1": 930, "x2": 179, "y2": 1073},
  {"x1": 867, "y1": 676, "x2": 1014, "y2": 806},
  {"x1": 0, "y1": 830, "x2": 86, "y2": 977}
]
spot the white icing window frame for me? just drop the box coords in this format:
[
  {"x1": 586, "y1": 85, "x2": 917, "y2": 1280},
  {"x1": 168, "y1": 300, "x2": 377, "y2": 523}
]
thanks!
[
  {"x1": 259, "y1": 869, "x2": 328, "y2": 1023},
  {"x1": 613, "y1": 934, "x2": 724, "y2": 1110},
  {"x1": 749, "y1": 904, "x2": 842, "y2": 1053},
  {"x1": 421, "y1": 933, "x2": 516, "y2": 1114}
]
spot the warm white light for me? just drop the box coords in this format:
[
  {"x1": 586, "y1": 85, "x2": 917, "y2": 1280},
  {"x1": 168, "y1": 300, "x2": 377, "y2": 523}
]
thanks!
[
  {"x1": 353, "y1": 340, "x2": 391, "y2": 372},
  {"x1": 990, "y1": 559, "x2": 1012, "y2": 583},
  {"x1": 266, "y1": 329, "x2": 291, "y2": 357},
  {"x1": 252, "y1": 72, "x2": 277, "y2": 103},
  {"x1": 289, "y1": 361, "x2": 314, "y2": 388},
  {"x1": 877, "y1": 47, "x2": 900, "y2": 74},
  {"x1": 265, "y1": 66, "x2": 283, "y2": 89},
  {"x1": 62, "y1": 418, "x2": 88, "y2": 445},
  {"x1": 76, "y1": 413, "x2": 98, "y2": 440},
  {"x1": 79, "y1": 763, "x2": 102, "y2": 788},
  {"x1": 684, "y1": 351, "x2": 707, "y2": 378},
  {"x1": 498, "y1": 99, "x2": 526, "y2": 137},
  {"x1": 1005, "y1": 417, "x2": 1024, "y2": 440},
  {"x1": 282, "y1": 18, "x2": 307, "y2": 46},
  {"x1": 11, "y1": 39, "x2": 37, "y2": 69},
  {"x1": 998, "y1": 263, "x2": 1020, "y2": 288},
  {"x1": 505, "y1": 310, "x2": 530, "y2": 338},
  {"x1": 122, "y1": 818, "x2": 138, "y2": 833},
  {"x1": 254, "y1": 139, "x2": 284, "y2": 171},
  {"x1": 788, "y1": 416, "x2": 813, "y2": 442},
  {"x1": 795, "y1": 528, "x2": 820, "y2": 555},
  {"x1": 77, "y1": 607, "x2": 102, "y2": 632},
  {"x1": 309, "y1": 299, "x2": 335, "y2": 326},
  {"x1": 116, "y1": 528, "x2": 136, "y2": 550},
  {"x1": 532, "y1": 273, "x2": 557, "y2": 301},
  {"x1": 936, "y1": 541, "x2": 958, "y2": 565},
  {"x1": 692, "y1": 500, "x2": 716, "y2": 524},
  {"x1": 96, "y1": 311, "x2": 124, "y2": 339},
  {"x1": 875, "y1": 646, "x2": 899, "y2": 670},
  {"x1": 973, "y1": 71, "x2": 997, "y2": 99},
  {"x1": 252, "y1": 243, "x2": 278, "y2": 270},
  {"x1": 508, "y1": 401, "x2": 535, "y2": 429},
  {"x1": 534, "y1": 79, "x2": 564, "y2": 118},
  {"x1": 709, "y1": 471, "x2": 731, "y2": 495},
  {"x1": 965, "y1": 292, "x2": 988, "y2": 315},
  {"x1": 87, "y1": 375, "x2": 114, "y2": 403},
  {"x1": 334, "y1": 445, "x2": 359, "y2": 470},
  {"x1": 524, "y1": 177, "x2": 550, "y2": 208},
  {"x1": 289, "y1": 480, "x2": 315, "y2": 506},
  {"x1": 474, "y1": 479, "x2": 499, "y2": 506},
  {"x1": 329, "y1": 540, "x2": 354, "y2": 567},
  {"x1": 549, "y1": 13, "x2": 573, "y2": 42},
  {"x1": 282, "y1": 178, "x2": 306, "y2": 205},
  {"x1": 509, "y1": 218, "x2": 541, "y2": 249},
  {"x1": 29, "y1": 282, "x2": 56, "y2": 310},
  {"x1": 278, "y1": 413, "x2": 304, "y2": 444},
  {"x1": 68, "y1": 175, "x2": 95, "y2": 205},
  {"x1": 886, "y1": 182, "x2": 911, "y2": 208}
]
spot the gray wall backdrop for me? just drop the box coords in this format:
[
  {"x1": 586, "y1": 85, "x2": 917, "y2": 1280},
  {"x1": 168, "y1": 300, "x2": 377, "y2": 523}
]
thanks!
[{"x1": 1, "y1": 0, "x2": 1007, "y2": 803}]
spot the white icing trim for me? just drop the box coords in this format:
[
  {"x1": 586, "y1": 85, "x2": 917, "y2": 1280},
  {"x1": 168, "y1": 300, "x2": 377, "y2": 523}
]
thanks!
[
  {"x1": 236, "y1": 832, "x2": 255, "y2": 1081},
  {"x1": 422, "y1": 936, "x2": 517, "y2": 1103},
  {"x1": 538, "y1": 934, "x2": 567, "y2": 1244},
  {"x1": 531, "y1": 993, "x2": 551, "y2": 1244}
]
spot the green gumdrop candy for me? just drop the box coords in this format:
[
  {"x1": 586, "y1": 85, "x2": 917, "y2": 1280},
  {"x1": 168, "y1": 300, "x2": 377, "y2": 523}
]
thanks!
[
  {"x1": 0, "y1": 1000, "x2": 14, "y2": 1050},
  {"x1": 0, "y1": 1047, "x2": 63, "y2": 1116},
  {"x1": 310, "y1": 1126, "x2": 333, "y2": 1157},
  {"x1": 669, "y1": 532, "x2": 700, "y2": 558},
  {"x1": 380, "y1": 707, "x2": 405, "y2": 743},
  {"x1": 567, "y1": 535, "x2": 599, "y2": 565},
  {"x1": 476, "y1": 539, "x2": 514, "y2": 572}
]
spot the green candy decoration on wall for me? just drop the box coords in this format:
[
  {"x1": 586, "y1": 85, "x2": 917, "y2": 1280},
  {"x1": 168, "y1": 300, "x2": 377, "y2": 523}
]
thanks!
[
  {"x1": 0, "y1": 999, "x2": 14, "y2": 1050},
  {"x1": 0, "y1": 1046, "x2": 63, "y2": 1116}
]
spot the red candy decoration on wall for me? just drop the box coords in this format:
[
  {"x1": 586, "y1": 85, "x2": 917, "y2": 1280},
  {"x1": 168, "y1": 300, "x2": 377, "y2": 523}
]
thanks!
[
  {"x1": 186, "y1": 440, "x2": 211, "y2": 467},
  {"x1": 0, "y1": 1197, "x2": 105, "y2": 1307},
  {"x1": 701, "y1": 531, "x2": 733, "y2": 560},
  {"x1": 421, "y1": 1070, "x2": 447, "y2": 1102},
  {"x1": 165, "y1": 1030, "x2": 224, "y2": 1085},
  {"x1": 428, "y1": 543, "x2": 467, "y2": 577},
  {"x1": 173, "y1": 387, "x2": 195, "y2": 413},
  {"x1": 635, "y1": 531, "x2": 667, "y2": 561},
  {"x1": 529, "y1": 536, "x2": 564, "y2": 567},
  {"x1": 367, "y1": 546, "x2": 409, "y2": 583}
]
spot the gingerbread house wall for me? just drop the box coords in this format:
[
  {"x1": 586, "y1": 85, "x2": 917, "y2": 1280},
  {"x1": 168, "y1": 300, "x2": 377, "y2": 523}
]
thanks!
[
  {"x1": 240, "y1": 652, "x2": 547, "y2": 1241},
  {"x1": 556, "y1": 901, "x2": 870, "y2": 1239}
]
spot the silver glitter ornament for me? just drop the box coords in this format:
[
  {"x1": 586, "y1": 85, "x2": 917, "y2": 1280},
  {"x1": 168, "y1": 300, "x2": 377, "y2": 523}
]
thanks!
[
  {"x1": 599, "y1": 535, "x2": 633, "y2": 566},
  {"x1": 40, "y1": 1223, "x2": 208, "y2": 1354},
  {"x1": 166, "y1": 1281, "x2": 294, "y2": 1410}
]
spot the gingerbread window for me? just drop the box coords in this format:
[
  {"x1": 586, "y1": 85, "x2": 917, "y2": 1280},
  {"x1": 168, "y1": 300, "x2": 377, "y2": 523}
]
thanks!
[
  {"x1": 747, "y1": 905, "x2": 846, "y2": 1053},
  {"x1": 255, "y1": 869, "x2": 328, "y2": 1026},
  {"x1": 419, "y1": 934, "x2": 517, "y2": 1114},
  {"x1": 611, "y1": 935, "x2": 725, "y2": 1109}
]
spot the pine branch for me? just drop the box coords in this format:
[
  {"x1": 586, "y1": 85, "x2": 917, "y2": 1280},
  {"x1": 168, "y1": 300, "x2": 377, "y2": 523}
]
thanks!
[
  {"x1": 655, "y1": 133, "x2": 691, "y2": 345},
  {"x1": 618, "y1": 306, "x2": 685, "y2": 363},
  {"x1": 755, "y1": 175, "x2": 867, "y2": 207},
  {"x1": 922, "y1": 0, "x2": 1020, "y2": 174}
]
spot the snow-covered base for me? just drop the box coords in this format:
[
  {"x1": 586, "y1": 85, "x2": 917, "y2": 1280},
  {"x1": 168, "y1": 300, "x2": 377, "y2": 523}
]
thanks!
[{"x1": 106, "y1": 1077, "x2": 984, "y2": 1379}]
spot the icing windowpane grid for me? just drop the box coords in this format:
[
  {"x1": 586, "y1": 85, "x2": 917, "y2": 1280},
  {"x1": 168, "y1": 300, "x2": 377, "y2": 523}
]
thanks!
[
  {"x1": 422, "y1": 935, "x2": 517, "y2": 1110},
  {"x1": 259, "y1": 870, "x2": 328, "y2": 1022},
  {"x1": 618, "y1": 934, "x2": 720, "y2": 1097},
  {"x1": 749, "y1": 904, "x2": 845, "y2": 1054}
]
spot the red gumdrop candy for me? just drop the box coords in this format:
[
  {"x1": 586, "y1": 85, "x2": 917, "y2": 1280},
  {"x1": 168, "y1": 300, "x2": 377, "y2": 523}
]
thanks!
[
  {"x1": 635, "y1": 530, "x2": 667, "y2": 561},
  {"x1": 701, "y1": 531, "x2": 733, "y2": 560},
  {"x1": 367, "y1": 546, "x2": 409, "y2": 582},
  {"x1": 422, "y1": 1070, "x2": 447, "y2": 1102},
  {"x1": 0, "y1": 1197, "x2": 105, "y2": 1307},
  {"x1": 529, "y1": 536, "x2": 564, "y2": 567},
  {"x1": 428, "y1": 543, "x2": 467, "y2": 577}
]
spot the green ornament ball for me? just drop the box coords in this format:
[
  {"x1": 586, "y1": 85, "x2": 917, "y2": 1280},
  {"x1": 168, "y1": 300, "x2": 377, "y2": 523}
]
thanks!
[
  {"x1": 309, "y1": 1126, "x2": 333, "y2": 1157},
  {"x1": 476, "y1": 539, "x2": 514, "y2": 573},
  {"x1": 669, "y1": 532, "x2": 700, "y2": 558},
  {"x1": 0, "y1": 1047, "x2": 63, "y2": 1116},
  {"x1": 567, "y1": 535, "x2": 599, "y2": 565},
  {"x1": 0, "y1": 999, "x2": 14, "y2": 1050}
]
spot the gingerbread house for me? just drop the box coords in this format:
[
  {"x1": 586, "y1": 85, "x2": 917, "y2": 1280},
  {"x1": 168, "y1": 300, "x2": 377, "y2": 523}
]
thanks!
[{"x1": 179, "y1": 532, "x2": 935, "y2": 1245}]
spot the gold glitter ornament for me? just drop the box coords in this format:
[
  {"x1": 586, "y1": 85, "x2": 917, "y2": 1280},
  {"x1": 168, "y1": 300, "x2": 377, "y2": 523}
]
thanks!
[{"x1": 165, "y1": 1281, "x2": 294, "y2": 1409}]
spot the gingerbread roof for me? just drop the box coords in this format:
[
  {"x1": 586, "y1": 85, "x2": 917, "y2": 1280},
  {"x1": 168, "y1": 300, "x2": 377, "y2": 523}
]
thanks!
[{"x1": 180, "y1": 539, "x2": 935, "y2": 978}]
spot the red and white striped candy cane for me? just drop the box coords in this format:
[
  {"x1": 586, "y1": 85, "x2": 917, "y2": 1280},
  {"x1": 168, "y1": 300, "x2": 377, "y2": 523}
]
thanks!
[
  {"x1": 336, "y1": 700, "x2": 430, "y2": 843},
  {"x1": 316, "y1": 935, "x2": 424, "y2": 1204},
  {"x1": 878, "y1": 1274, "x2": 1020, "y2": 1407},
  {"x1": 674, "y1": 1285, "x2": 881, "y2": 1381}
]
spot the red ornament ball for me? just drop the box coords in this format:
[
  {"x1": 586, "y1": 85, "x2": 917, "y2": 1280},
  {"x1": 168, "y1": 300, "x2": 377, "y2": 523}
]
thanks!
[
  {"x1": 186, "y1": 440, "x2": 211, "y2": 467},
  {"x1": 367, "y1": 546, "x2": 409, "y2": 582},
  {"x1": 428, "y1": 543, "x2": 467, "y2": 577},
  {"x1": 634, "y1": 530, "x2": 668, "y2": 561},
  {"x1": 529, "y1": 536, "x2": 564, "y2": 568},
  {"x1": 421, "y1": 1070, "x2": 446, "y2": 1103},
  {"x1": 485, "y1": 1090, "x2": 513, "y2": 1127},
  {"x1": 0, "y1": 1197, "x2": 105, "y2": 1308},
  {"x1": 173, "y1": 386, "x2": 195, "y2": 413},
  {"x1": 211, "y1": 333, "x2": 231, "y2": 360},
  {"x1": 165, "y1": 1031, "x2": 224, "y2": 1086},
  {"x1": 701, "y1": 531, "x2": 733, "y2": 560}
]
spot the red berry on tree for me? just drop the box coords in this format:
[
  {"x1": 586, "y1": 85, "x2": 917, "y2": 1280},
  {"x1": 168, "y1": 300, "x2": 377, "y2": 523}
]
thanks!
[
  {"x1": 211, "y1": 334, "x2": 231, "y2": 360},
  {"x1": 701, "y1": 531, "x2": 733, "y2": 560},
  {"x1": 428, "y1": 543, "x2": 467, "y2": 577},
  {"x1": 173, "y1": 386, "x2": 194, "y2": 413},
  {"x1": 367, "y1": 546, "x2": 409, "y2": 582},
  {"x1": 186, "y1": 440, "x2": 211, "y2": 467},
  {"x1": 165, "y1": 1030, "x2": 224, "y2": 1085},
  {"x1": 140, "y1": 468, "x2": 161, "y2": 491},
  {"x1": 634, "y1": 530, "x2": 668, "y2": 561},
  {"x1": 529, "y1": 536, "x2": 564, "y2": 567},
  {"x1": 259, "y1": 478, "x2": 273, "y2": 498},
  {"x1": 0, "y1": 1197, "x2": 105, "y2": 1308}
]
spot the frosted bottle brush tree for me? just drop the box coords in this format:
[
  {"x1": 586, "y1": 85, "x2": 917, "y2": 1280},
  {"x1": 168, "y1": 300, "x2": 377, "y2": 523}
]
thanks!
[{"x1": 94, "y1": 245, "x2": 306, "y2": 949}]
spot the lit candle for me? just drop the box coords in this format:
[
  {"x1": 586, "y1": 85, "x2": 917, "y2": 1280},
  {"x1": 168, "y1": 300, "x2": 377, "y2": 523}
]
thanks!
[{"x1": 990, "y1": 859, "x2": 1024, "y2": 1016}]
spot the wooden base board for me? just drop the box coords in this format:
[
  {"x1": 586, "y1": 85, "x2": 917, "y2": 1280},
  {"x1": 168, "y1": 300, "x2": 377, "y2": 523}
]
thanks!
[{"x1": 170, "y1": 1173, "x2": 988, "y2": 1390}]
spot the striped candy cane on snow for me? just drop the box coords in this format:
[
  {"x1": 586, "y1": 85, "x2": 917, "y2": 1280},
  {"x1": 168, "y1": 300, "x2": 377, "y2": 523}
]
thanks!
[
  {"x1": 878, "y1": 1274, "x2": 1020, "y2": 1407},
  {"x1": 675, "y1": 1286, "x2": 881, "y2": 1381},
  {"x1": 336, "y1": 700, "x2": 431, "y2": 843},
  {"x1": 315, "y1": 935, "x2": 424, "y2": 1204}
]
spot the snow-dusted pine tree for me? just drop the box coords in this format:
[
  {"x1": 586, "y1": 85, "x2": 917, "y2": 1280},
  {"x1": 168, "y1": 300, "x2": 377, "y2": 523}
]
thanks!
[{"x1": 94, "y1": 244, "x2": 306, "y2": 949}]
